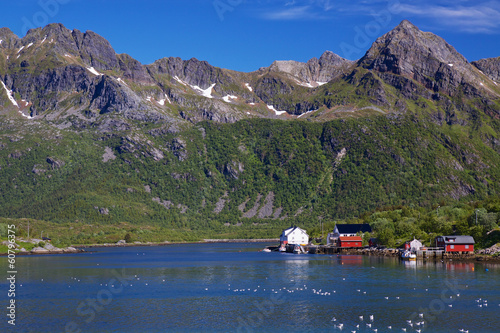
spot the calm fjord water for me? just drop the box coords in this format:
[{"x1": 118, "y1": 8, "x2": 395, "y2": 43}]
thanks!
[{"x1": 1, "y1": 243, "x2": 500, "y2": 333}]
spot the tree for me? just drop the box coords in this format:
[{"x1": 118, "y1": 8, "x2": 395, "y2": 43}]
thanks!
[{"x1": 124, "y1": 233, "x2": 132, "y2": 243}]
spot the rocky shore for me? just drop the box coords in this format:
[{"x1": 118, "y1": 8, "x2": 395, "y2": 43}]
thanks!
[
  {"x1": 1, "y1": 238, "x2": 83, "y2": 255},
  {"x1": 309, "y1": 244, "x2": 500, "y2": 262}
]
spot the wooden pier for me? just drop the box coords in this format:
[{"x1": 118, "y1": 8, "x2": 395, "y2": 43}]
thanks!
[{"x1": 416, "y1": 247, "x2": 444, "y2": 259}]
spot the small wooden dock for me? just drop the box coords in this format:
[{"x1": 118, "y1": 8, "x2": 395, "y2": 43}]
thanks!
[{"x1": 416, "y1": 247, "x2": 444, "y2": 259}]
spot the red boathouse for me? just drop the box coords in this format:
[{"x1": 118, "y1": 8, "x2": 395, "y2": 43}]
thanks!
[
  {"x1": 435, "y1": 235, "x2": 475, "y2": 252},
  {"x1": 338, "y1": 236, "x2": 363, "y2": 248}
]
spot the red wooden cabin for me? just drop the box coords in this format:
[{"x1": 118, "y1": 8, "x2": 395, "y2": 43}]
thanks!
[
  {"x1": 435, "y1": 235, "x2": 474, "y2": 252},
  {"x1": 338, "y1": 236, "x2": 363, "y2": 248}
]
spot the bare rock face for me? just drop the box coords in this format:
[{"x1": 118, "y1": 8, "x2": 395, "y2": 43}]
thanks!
[
  {"x1": 0, "y1": 27, "x2": 19, "y2": 49},
  {"x1": 46, "y1": 157, "x2": 65, "y2": 169},
  {"x1": 268, "y1": 51, "x2": 353, "y2": 84},
  {"x1": 71, "y1": 29, "x2": 119, "y2": 71},
  {"x1": 257, "y1": 192, "x2": 274, "y2": 218},
  {"x1": 473, "y1": 57, "x2": 500, "y2": 82},
  {"x1": 242, "y1": 194, "x2": 263, "y2": 218},
  {"x1": 358, "y1": 20, "x2": 478, "y2": 97},
  {"x1": 147, "y1": 57, "x2": 235, "y2": 91}
]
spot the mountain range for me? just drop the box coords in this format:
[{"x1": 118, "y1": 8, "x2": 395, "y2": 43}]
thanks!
[{"x1": 1, "y1": 20, "x2": 499, "y2": 236}]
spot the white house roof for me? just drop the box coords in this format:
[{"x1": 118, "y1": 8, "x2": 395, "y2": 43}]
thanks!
[{"x1": 282, "y1": 226, "x2": 308, "y2": 236}]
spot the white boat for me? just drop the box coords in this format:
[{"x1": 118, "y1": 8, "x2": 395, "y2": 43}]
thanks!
[
  {"x1": 293, "y1": 245, "x2": 307, "y2": 254},
  {"x1": 401, "y1": 250, "x2": 416, "y2": 261},
  {"x1": 262, "y1": 248, "x2": 271, "y2": 252}
]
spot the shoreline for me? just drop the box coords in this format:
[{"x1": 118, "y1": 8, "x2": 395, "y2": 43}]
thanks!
[
  {"x1": 0, "y1": 238, "x2": 280, "y2": 255},
  {"x1": 3, "y1": 240, "x2": 500, "y2": 262},
  {"x1": 312, "y1": 246, "x2": 500, "y2": 262},
  {"x1": 76, "y1": 238, "x2": 279, "y2": 249}
]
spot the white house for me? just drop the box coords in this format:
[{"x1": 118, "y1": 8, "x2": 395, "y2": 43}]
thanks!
[
  {"x1": 280, "y1": 226, "x2": 309, "y2": 246},
  {"x1": 405, "y1": 238, "x2": 423, "y2": 251}
]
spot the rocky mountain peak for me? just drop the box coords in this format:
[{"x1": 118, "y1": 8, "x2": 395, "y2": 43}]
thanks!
[
  {"x1": 360, "y1": 20, "x2": 469, "y2": 76},
  {"x1": 267, "y1": 51, "x2": 353, "y2": 85},
  {"x1": 355, "y1": 20, "x2": 495, "y2": 98},
  {"x1": 72, "y1": 29, "x2": 119, "y2": 71},
  {"x1": 0, "y1": 28, "x2": 19, "y2": 51}
]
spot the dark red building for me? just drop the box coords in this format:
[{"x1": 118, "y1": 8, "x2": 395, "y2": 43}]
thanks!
[
  {"x1": 338, "y1": 236, "x2": 363, "y2": 248},
  {"x1": 435, "y1": 235, "x2": 475, "y2": 252}
]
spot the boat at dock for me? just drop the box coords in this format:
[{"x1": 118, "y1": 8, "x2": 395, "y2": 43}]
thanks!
[
  {"x1": 293, "y1": 245, "x2": 307, "y2": 254},
  {"x1": 401, "y1": 250, "x2": 416, "y2": 261}
]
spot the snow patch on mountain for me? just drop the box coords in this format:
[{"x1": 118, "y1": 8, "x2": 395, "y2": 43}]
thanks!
[
  {"x1": 158, "y1": 94, "x2": 171, "y2": 105},
  {"x1": 173, "y1": 76, "x2": 187, "y2": 86},
  {"x1": 223, "y1": 95, "x2": 238, "y2": 103},
  {"x1": 297, "y1": 110, "x2": 316, "y2": 118},
  {"x1": 192, "y1": 83, "x2": 216, "y2": 98},
  {"x1": 1, "y1": 81, "x2": 19, "y2": 108},
  {"x1": 1, "y1": 81, "x2": 33, "y2": 119},
  {"x1": 87, "y1": 67, "x2": 103, "y2": 76},
  {"x1": 267, "y1": 105, "x2": 287, "y2": 115}
]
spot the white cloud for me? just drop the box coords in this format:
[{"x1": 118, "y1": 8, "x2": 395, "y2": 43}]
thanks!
[
  {"x1": 258, "y1": 0, "x2": 500, "y2": 33},
  {"x1": 262, "y1": 6, "x2": 315, "y2": 20},
  {"x1": 260, "y1": 0, "x2": 335, "y2": 20},
  {"x1": 397, "y1": 2, "x2": 500, "y2": 33}
]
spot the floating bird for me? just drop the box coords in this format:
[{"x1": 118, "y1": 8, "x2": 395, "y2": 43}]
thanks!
[
  {"x1": 419, "y1": 313, "x2": 424, "y2": 318},
  {"x1": 402, "y1": 329, "x2": 406, "y2": 332},
  {"x1": 388, "y1": 326, "x2": 392, "y2": 329},
  {"x1": 359, "y1": 316, "x2": 364, "y2": 321},
  {"x1": 370, "y1": 315, "x2": 374, "y2": 321},
  {"x1": 331, "y1": 317, "x2": 337, "y2": 322}
]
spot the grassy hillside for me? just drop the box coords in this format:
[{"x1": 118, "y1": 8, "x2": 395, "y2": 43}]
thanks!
[{"x1": 1, "y1": 112, "x2": 499, "y2": 245}]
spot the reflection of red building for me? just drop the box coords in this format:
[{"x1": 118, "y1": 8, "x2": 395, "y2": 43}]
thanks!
[
  {"x1": 444, "y1": 262, "x2": 475, "y2": 272},
  {"x1": 338, "y1": 236, "x2": 363, "y2": 248},
  {"x1": 435, "y1": 236, "x2": 474, "y2": 252},
  {"x1": 339, "y1": 255, "x2": 363, "y2": 266}
]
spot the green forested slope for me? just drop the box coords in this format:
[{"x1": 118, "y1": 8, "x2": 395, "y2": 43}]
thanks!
[{"x1": 1, "y1": 114, "x2": 499, "y2": 236}]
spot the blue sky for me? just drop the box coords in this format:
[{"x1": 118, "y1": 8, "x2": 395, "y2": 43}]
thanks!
[{"x1": 1, "y1": 0, "x2": 499, "y2": 72}]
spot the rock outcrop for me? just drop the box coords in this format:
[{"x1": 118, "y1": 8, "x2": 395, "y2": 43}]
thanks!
[{"x1": 473, "y1": 57, "x2": 500, "y2": 82}]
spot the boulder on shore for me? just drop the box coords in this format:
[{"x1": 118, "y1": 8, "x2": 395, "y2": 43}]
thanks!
[{"x1": 31, "y1": 247, "x2": 50, "y2": 254}]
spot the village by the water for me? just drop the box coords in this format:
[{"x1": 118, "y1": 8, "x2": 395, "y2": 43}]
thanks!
[{"x1": 269, "y1": 223, "x2": 479, "y2": 261}]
